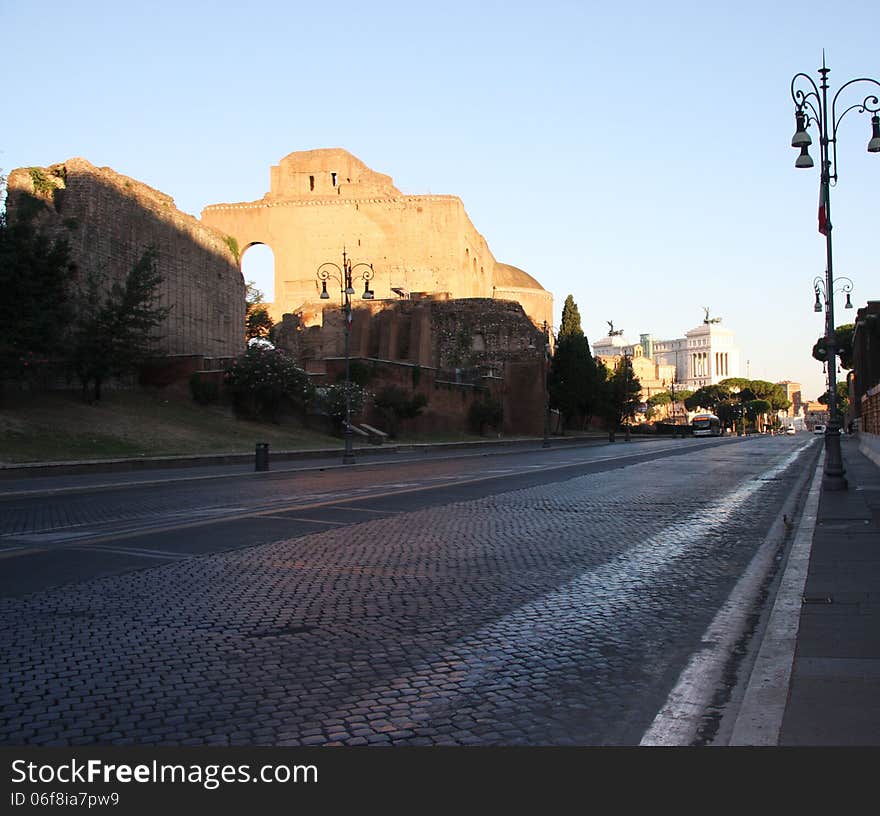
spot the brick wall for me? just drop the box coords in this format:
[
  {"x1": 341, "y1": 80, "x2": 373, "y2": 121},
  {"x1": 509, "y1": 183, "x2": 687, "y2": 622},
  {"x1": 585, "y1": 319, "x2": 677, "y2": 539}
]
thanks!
[{"x1": 7, "y1": 159, "x2": 246, "y2": 359}]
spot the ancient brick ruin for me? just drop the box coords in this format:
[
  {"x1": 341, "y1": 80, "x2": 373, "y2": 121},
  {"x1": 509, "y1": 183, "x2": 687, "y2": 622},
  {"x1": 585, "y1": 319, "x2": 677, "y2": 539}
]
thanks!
[
  {"x1": 201, "y1": 148, "x2": 553, "y2": 330},
  {"x1": 6, "y1": 151, "x2": 552, "y2": 434},
  {"x1": 273, "y1": 296, "x2": 548, "y2": 435},
  {"x1": 6, "y1": 159, "x2": 245, "y2": 359}
]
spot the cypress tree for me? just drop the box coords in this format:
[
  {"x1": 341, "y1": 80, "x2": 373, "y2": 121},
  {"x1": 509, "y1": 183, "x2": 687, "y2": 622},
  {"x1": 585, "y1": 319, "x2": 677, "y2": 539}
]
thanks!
[{"x1": 548, "y1": 294, "x2": 600, "y2": 431}]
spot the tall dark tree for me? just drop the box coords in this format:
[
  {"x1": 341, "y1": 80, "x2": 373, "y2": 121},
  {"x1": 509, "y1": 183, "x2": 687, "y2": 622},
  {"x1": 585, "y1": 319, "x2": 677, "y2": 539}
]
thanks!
[
  {"x1": 547, "y1": 294, "x2": 600, "y2": 431},
  {"x1": 559, "y1": 294, "x2": 583, "y2": 337},
  {"x1": 0, "y1": 214, "x2": 72, "y2": 385},
  {"x1": 67, "y1": 247, "x2": 170, "y2": 402}
]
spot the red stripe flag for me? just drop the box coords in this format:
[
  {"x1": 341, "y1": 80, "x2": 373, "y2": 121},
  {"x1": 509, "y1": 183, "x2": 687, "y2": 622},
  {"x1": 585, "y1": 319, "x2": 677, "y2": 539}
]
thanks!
[{"x1": 818, "y1": 185, "x2": 829, "y2": 236}]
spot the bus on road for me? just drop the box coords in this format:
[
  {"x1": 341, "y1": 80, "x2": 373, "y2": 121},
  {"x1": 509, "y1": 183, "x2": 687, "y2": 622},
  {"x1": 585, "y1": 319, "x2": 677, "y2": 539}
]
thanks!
[{"x1": 691, "y1": 413, "x2": 722, "y2": 437}]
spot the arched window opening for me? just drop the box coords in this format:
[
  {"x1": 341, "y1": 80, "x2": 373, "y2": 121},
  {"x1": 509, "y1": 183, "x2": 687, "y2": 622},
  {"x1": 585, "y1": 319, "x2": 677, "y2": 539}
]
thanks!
[{"x1": 241, "y1": 242, "x2": 275, "y2": 304}]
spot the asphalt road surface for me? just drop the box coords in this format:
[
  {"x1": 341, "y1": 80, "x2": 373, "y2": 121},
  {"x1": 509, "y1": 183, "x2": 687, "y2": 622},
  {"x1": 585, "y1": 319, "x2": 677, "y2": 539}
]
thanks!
[{"x1": 0, "y1": 435, "x2": 819, "y2": 746}]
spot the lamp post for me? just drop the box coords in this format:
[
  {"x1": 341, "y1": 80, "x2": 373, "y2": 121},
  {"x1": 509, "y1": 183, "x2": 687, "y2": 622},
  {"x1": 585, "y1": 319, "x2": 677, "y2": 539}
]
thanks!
[
  {"x1": 317, "y1": 249, "x2": 374, "y2": 465},
  {"x1": 813, "y1": 273, "x2": 854, "y2": 438},
  {"x1": 790, "y1": 57, "x2": 879, "y2": 491}
]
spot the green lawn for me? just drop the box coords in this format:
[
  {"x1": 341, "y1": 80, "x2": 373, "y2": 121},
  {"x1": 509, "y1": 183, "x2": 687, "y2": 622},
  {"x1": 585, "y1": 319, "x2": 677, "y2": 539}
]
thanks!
[
  {"x1": 0, "y1": 390, "x2": 341, "y2": 464},
  {"x1": 0, "y1": 389, "x2": 500, "y2": 464}
]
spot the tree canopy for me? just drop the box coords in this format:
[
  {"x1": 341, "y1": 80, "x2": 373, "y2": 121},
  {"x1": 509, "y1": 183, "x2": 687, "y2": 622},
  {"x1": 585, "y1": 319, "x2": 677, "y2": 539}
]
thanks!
[
  {"x1": 818, "y1": 382, "x2": 850, "y2": 416},
  {"x1": 67, "y1": 247, "x2": 170, "y2": 401},
  {"x1": 684, "y1": 384, "x2": 730, "y2": 412},
  {"x1": 647, "y1": 392, "x2": 672, "y2": 407},
  {"x1": 0, "y1": 215, "x2": 72, "y2": 384},
  {"x1": 602, "y1": 355, "x2": 642, "y2": 428},
  {"x1": 245, "y1": 280, "x2": 274, "y2": 341},
  {"x1": 559, "y1": 294, "x2": 583, "y2": 338},
  {"x1": 811, "y1": 325, "x2": 854, "y2": 370},
  {"x1": 548, "y1": 294, "x2": 601, "y2": 430}
]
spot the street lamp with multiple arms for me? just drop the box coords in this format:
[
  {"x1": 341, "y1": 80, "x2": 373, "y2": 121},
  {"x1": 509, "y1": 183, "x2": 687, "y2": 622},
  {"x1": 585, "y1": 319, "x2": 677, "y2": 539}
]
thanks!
[
  {"x1": 790, "y1": 56, "x2": 879, "y2": 491},
  {"x1": 317, "y1": 250, "x2": 374, "y2": 465}
]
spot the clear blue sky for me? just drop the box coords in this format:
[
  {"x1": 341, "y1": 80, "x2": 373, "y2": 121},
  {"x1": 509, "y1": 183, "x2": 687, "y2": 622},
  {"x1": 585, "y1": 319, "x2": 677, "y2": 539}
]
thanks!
[{"x1": 3, "y1": 0, "x2": 877, "y2": 401}]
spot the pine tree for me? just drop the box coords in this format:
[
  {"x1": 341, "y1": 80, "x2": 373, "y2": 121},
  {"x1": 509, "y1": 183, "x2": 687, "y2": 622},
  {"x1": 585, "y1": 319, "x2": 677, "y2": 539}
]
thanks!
[{"x1": 68, "y1": 247, "x2": 170, "y2": 401}]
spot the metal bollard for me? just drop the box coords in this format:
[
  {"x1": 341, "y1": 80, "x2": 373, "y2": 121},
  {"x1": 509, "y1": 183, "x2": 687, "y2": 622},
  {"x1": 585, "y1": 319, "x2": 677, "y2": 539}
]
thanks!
[{"x1": 255, "y1": 442, "x2": 269, "y2": 472}]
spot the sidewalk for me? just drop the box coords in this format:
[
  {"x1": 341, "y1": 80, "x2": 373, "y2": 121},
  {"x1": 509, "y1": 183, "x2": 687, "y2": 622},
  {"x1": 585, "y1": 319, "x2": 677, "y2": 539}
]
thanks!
[{"x1": 778, "y1": 435, "x2": 880, "y2": 745}]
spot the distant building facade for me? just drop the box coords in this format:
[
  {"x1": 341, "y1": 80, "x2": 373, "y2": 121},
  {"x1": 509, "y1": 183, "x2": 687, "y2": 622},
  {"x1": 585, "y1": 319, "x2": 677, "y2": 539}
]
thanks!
[
  {"x1": 777, "y1": 381, "x2": 803, "y2": 417},
  {"x1": 805, "y1": 400, "x2": 829, "y2": 430},
  {"x1": 593, "y1": 317, "x2": 742, "y2": 392}
]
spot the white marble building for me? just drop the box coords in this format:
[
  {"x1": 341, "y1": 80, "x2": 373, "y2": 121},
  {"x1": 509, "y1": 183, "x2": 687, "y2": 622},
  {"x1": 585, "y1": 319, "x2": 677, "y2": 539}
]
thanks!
[{"x1": 592, "y1": 320, "x2": 741, "y2": 391}]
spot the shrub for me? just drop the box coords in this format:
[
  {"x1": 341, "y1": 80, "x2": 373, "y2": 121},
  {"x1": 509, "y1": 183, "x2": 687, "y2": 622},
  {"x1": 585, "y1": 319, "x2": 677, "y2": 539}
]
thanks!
[
  {"x1": 189, "y1": 372, "x2": 220, "y2": 404},
  {"x1": 224, "y1": 345, "x2": 313, "y2": 422},
  {"x1": 341, "y1": 360, "x2": 373, "y2": 387},
  {"x1": 468, "y1": 395, "x2": 503, "y2": 435},
  {"x1": 314, "y1": 381, "x2": 369, "y2": 431},
  {"x1": 373, "y1": 385, "x2": 427, "y2": 438}
]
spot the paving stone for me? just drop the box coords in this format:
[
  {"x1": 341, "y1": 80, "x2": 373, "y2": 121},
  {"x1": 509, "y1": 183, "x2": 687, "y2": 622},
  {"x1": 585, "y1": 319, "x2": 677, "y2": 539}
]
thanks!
[{"x1": 0, "y1": 440, "x2": 805, "y2": 747}]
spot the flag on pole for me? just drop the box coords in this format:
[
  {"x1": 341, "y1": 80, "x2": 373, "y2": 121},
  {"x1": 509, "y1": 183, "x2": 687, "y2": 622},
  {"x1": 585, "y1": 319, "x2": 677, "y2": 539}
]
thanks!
[{"x1": 818, "y1": 184, "x2": 829, "y2": 236}]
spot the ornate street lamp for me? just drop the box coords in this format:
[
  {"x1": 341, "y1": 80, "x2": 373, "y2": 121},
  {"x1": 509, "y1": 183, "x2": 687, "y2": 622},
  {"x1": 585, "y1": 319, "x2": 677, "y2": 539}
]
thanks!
[
  {"x1": 317, "y1": 249, "x2": 374, "y2": 464},
  {"x1": 790, "y1": 56, "x2": 879, "y2": 491}
]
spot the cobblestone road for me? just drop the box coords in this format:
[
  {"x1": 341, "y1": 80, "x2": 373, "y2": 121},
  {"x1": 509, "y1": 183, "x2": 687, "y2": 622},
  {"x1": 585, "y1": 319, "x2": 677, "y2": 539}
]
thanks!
[{"x1": 0, "y1": 437, "x2": 816, "y2": 746}]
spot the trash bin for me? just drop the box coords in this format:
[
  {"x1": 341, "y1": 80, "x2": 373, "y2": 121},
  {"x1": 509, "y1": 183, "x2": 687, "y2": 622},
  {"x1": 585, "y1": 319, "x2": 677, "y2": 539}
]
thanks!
[{"x1": 255, "y1": 442, "x2": 269, "y2": 472}]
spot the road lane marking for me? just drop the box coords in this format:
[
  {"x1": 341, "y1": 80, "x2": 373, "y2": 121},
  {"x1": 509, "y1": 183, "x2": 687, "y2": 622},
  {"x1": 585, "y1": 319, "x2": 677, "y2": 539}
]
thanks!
[
  {"x1": 639, "y1": 441, "x2": 816, "y2": 746},
  {"x1": 301, "y1": 442, "x2": 814, "y2": 745},
  {"x1": 68, "y1": 545, "x2": 188, "y2": 560},
  {"x1": 727, "y1": 450, "x2": 824, "y2": 745},
  {"x1": 340, "y1": 507, "x2": 401, "y2": 514}
]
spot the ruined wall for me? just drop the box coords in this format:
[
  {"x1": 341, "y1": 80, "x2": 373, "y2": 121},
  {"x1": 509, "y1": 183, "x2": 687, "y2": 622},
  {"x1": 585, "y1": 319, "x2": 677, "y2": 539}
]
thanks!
[
  {"x1": 427, "y1": 298, "x2": 544, "y2": 370},
  {"x1": 6, "y1": 159, "x2": 245, "y2": 358},
  {"x1": 201, "y1": 149, "x2": 552, "y2": 329},
  {"x1": 275, "y1": 296, "x2": 545, "y2": 374},
  {"x1": 283, "y1": 297, "x2": 546, "y2": 434},
  {"x1": 322, "y1": 356, "x2": 543, "y2": 436}
]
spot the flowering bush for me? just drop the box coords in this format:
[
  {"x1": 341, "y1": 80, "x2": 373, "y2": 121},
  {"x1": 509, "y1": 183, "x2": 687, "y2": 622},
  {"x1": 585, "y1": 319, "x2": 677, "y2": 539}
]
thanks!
[
  {"x1": 224, "y1": 345, "x2": 313, "y2": 422},
  {"x1": 314, "y1": 382, "x2": 369, "y2": 430}
]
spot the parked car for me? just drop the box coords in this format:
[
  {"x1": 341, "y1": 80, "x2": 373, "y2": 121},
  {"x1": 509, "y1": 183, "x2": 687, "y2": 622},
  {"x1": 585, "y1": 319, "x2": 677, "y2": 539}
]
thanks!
[{"x1": 813, "y1": 424, "x2": 826, "y2": 434}]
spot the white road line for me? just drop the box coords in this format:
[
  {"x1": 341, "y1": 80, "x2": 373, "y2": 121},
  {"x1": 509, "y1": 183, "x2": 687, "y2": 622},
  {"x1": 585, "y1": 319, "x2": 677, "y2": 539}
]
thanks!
[
  {"x1": 69, "y1": 545, "x2": 187, "y2": 560},
  {"x1": 342, "y1": 507, "x2": 402, "y2": 514},
  {"x1": 639, "y1": 441, "x2": 815, "y2": 746},
  {"x1": 304, "y1": 444, "x2": 810, "y2": 744}
]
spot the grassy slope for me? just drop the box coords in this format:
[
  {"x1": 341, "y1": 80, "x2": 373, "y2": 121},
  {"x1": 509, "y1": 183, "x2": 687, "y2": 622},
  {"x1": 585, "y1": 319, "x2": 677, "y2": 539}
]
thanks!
[
  {"x1": 0, "y1": 390, "x2": 493, "y2": 464},
  {"x1": 0, "y1": 390, "x2": 342, "y2": 464}
]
